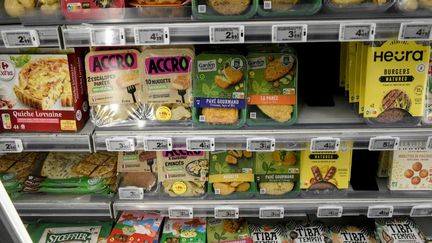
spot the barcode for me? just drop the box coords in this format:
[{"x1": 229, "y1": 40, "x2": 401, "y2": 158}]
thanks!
[
  {"x1": 199, "y1": 115, "x2": 206, "y2": 122},
  {"x1": 198, "y1": 4, "x2": 206, "y2": 13},
  {"x1": 264, "y1": 0, "x2": 272, "y2": 9},
  {"x1": 250, "y1": 112, "x2": 257, "y2": 119}
]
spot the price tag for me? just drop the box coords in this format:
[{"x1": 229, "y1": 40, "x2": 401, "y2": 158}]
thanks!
[
  {"x1": 272, "y1": 24, "x2": 307, "y2": 43},
  {"x1": 246, "y1": 138, "x2": 275, "y2": 152},
  {"x1": 259, "y1": 207, "x2": 284, "y2": 219},
  {"x1": 209, "y1": 26, "x2": 244, "y2": 44},
  {"x1": 118, "y1": 187, "x2": 144, "y2": 200},
  {"x1": 1, "y1": 30, "x2": 40, "y2": 48},
  {"x1": 214, "y1": 207, "x2": 239, "y2": 219},
  {"x1": 186, "y1": 138, "x2": 215, "y2": 151},
  {"x1": 317, "y1": 206, "x2": 343, "y2": 218},
  {"x1": 134, "y1": 27, "x2": 169, "y2": 45},
  {"x1": 339, "y1": 23, "x2": 376, "y2": 41},
  {"x1": 105, "y1": 137, "x2": 135, "y2": 152},
  {"x1": 427, "y1": 137, "x2": 432, "y2": 151},
  {"x1": 369, "y1": 137, "x2": 400, "y2": 151},
  {"x1": 0, "y1": 139, "x2": 23, "y2": 153},
  {"x1": 310, "y1": 137, "x2": 340, "y2": 152},
  {"x1": 367, "y1": 205, "x2": 393, "y2": 218},
  {"x1": 399, "y1": 23, "x2": 432, "y2": 41},
  {"x1": 143, "y1": 137, "x2": 172, "y2": 151},
  {"x1": 410, "y1": 205, "x2": 432, "y2": 217},
  {"x1": 169, "y1": 207, "x2": 193, "y2": 219},
  {"x1": 90, "y1": 28, "x2": 125, "y2": 46}
]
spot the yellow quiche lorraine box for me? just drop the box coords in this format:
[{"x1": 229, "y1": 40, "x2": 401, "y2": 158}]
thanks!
[{"x1": 0, "y1": 49, "x2": 89, "y2": 132}]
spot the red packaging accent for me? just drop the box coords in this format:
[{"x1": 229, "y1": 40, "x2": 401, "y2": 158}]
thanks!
[{"x1": 61, "y1": 0, "x2": 125, "y2": 20}]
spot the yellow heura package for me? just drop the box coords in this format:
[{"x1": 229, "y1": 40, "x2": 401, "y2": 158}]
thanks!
[
  {"x1": 300, "y1": 146, "x2": 353, "y2": 190},
  {"x1": 363, "y1": 41, "x2": 430, "y2": 119}
]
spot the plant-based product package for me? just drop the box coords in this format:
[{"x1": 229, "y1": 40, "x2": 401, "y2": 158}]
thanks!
[
  {"x1": 330, "y1": 225, "x2": 377, "y2": 243},
  {"x1": 207, "y1": 219, "x2": 252, "y2": 243},
  {"x1": 118, "y1": 151, "x2": 158, "y2": 193},
  {"x1": 286, "y1": 221, "x2": 332, "y2": 243},
  {"x1": 375, "y1": 217, "x2": 427, "y2": 243},
  {"x1": 249, "y1": 221, "x2": 290, "y2": 242},
  {"x1": 192, "y1": 0, "x2": 258, "y2": 20},
  {"x1": 160, "y1": 218, "x2": 206, "y2": 243}
]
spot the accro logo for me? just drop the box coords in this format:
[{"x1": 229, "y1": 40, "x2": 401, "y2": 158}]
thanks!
[{"x1": 145, "y1": 56, "x2": 191, "y2": 75}]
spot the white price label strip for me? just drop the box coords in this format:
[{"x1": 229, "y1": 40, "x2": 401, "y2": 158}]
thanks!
[
  {"x1": 143, "y1": 137, "x2": 172, "y2": 151},
  {"x1": 427, "y1": 137, "x2": 432, "y2": 151},
  {"x1": 186, "y1": 138, "x2": 215, "y2": 151},
  {"x1": 118, "y1": 187, "x2": 144, "y2": 200},
  {"x1": 2, "y1": 30, "x2": 40, "y2": 48},
  {"x1": 246, "y1": 138, "x2": 275, "y2": 152},
  {"x1": 317, "y1": 206, "x2": 343, "y2": 218},
  {"x1": 272, "y1": 24, "x2": 307, "y2": 43},
  {"x1": 399, "y1": 23, "x2": 432, "y2": 40},
  {"x1": 105, "y1": 137, "x2": 135, "y2": 151},
  {"x1": 214, "y1": 207, "x2": 239, "y2": 219},
  {"x1": 90, "y1": 28, "x2": 125, "y2": 46},
  {"x1": 169, "y1": 207, "x2": 193, "y2": 219},
  {"x1": 367, "y1": 205, "x2": 393, "y2": 218},
  {"x1": 134, "y1": 27, "x2": 169, "y2": 45},
  {"x1": 209, "y1": 26, "x2": 244, "y2": 44},
  {"x1": 410, "y1": 205, "x2": 432, "y2": 217},
  {"x1": 369, "y1": 137, "x2": 400, "y2": 151},
  {"x1": 310, "y1": 137, "x2": 340, "y2": 152},
  {"x1": 339, "y1": 23, "x2": 376, "y2": 41},
  {"x1": 0, "y1": 139, "x2": 23, "y2": 153},
  {"x1": 259, "y1": 207, "x2": 284, "y2": 219}
]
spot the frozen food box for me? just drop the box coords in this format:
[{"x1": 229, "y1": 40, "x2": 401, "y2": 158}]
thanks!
[
  {"x1": 142, "y1": 47, "x2": 194, "y2": 123},
  {"x1": 286, "y1": 221, "x2": 332, "y2": 243},
  {"x1": 118, "y1": 151, "x2": 158, "y2": 193},
  {"x1": 375, "y1": 217, "x2": 427, "y2": 243},
  {"x1": 257, "y1": 0, "x2": 322, "y2": 16},
  {"x1": 192, "y1": 0, "x2": 258, "y2": 20},
  {"x1": 388, "y1": 150, "x2": 432, "y2": 191},
  {"x1": 0, "y1": 50, "x2": 89, "y2": 132},
  {"x1": 246, "y1": 50, "x2": 298, "y2": 126},
  {"x1": 160, "y1": 218, "x2": 206, "y2": 243},
  {"x1": 255, "y1": 151, "x2": 300, "y2": 197},
  {"x1": 193, "y1": 53, "x2": 248, "y2": 128},
  {"x1": 207, "y1": 219, "x2": 253, "y2": 243},
  {"x1": 62, "y1": 0, "x2": 125, "y2": 20},
  {"x1": 330, "y1": 225, "x2": 377, "y2": 243},
  {"x1": 363, "y1": 41, "x2": 430, "y2": 126},
  {"x1": 109, "y1": 211, "x2": 163, "y2": 243},
  {"x1": 208, "y1": 150, "x2": 256, "y2": 198},
  {"x1": 157, "y1": 150, "x2": 209, "y2": 197},
  {"x1": 249, "y1": 221, "x2": 290, "y2": 242},
  {"x1": 0, "y1": 152, "x2": 44, "y2": 183}
]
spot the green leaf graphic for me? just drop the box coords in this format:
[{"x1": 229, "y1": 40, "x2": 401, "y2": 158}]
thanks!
[{"x1": 202, "y1": 83, "x2": 211, "y2": 96}]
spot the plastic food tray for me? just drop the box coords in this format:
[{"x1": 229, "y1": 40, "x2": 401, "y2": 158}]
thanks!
[
  {"x1": 323, "y1": 0, "x2": 395, "y2": 12},
  {"x1": 257, "y1": 0, "x2": 322, "y2": 16}
]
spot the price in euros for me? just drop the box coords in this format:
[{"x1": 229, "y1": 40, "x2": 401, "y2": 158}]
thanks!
[{"x1": 210, "y1": 26, "x2": 244, "y2": 44}]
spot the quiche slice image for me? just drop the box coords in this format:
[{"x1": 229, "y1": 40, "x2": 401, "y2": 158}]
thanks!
[{"x1": 13, "y1": 57, "x2": 70, "y2": 110}]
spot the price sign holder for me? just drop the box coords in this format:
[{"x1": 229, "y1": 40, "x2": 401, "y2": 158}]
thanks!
[
  {"x1": 410, "y1": 205, "x2": 432, "y2": 217},
  {"x1": 367, "y1": 205, "x2": 393, "y2": 218},
  {"x1": 105, "y1": 137, "x2": 135, "y2": 152},
  {"x1": 246, "y1": 138, "x2": 275, "y2": 152},
  {"x1": 143, "y1": 137, "x2": 172, "y2": 151},
  {"x1": 2, "y1": 30, "x2": 40, "y2": 48},
  {"x1": 118, "y1": 187, "x2": 144, "y2": 200},
  {"x1": 399, "y1": 23, "x2": 432, "y2": 41},
  {"x1": 426, "y1": 137, "x2": 432, "y2": 151},
  {"x1": 209, "y1": 26, "x2": 244, "y2": 44},
  {"x1": 169, "y1": 207, "x2": 193, "y2": 219},
  {"x1": 339, "y1": 23, "x2": 376, "y2": 41},
  {"x1": 369, "y1": 136, "x2": 400, "y2": 151},
  {"x1": 317, "y1": 205, "x2": 343, "y2": 218},
  {"x1": 186, "y1": 137, "x2": 215, "y2": 151},
  {"x1": 259, "y1": 207, "x2": 284, "y2": 219},
  {"x1": 90, "y1": 28, "x2": 125, "y2": 46},
  {"x1": 214, "y1": 206, "x2": 239, "y2": 219},
  {"x1": 134, "y1": 27, "x2": 169, "y2": 45},
  {"x1": 310, "y1": 137, "x2": 340, "y2": 152},
  {"x1": 0, "y1": 139, "x2": 23, "y2": 153},
  {"x1": 272, "y1": 24, "x2": 307, "y2": 43}
]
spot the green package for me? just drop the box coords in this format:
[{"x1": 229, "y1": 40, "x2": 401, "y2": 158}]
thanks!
[
  {"x1": 247, "y1": 50, "x2": 298, "y2": 126},
  {"x1": 192, "y1": 0, "x2": 258, "y2": 20},
  {"x1": 207, "y1": 219, "x2": 252, "y2": 243},
  {"x1": 160, "y1": 218, "x2": 207, "y2": 243},
  {"x1": 193, "y1": 53, "x2": 248, "y2": 128},
  {"x1": 40, "y1": 177, "x2": 107, "y2": 188},
  {"x1": 255, "y1": 151, "x2": 300, "y2": 196},
  {"x1": 257, "y1": 0, "x2": 321, "y2": 17}
]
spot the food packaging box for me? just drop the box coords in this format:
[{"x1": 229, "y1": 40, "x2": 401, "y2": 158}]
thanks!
[
  {"x1": 375, "y1": 217, "x2": 427, "y2": 243},
  {"x1": 129, "y1": 0, "x2": 191, "y2": 18},
  {"x1": 300, "y1": 147, "x2": 353, "y2": 191},
  {"x1": 246, "y1": 49, "x2": 298, "y2": 126},
  {"x1": 363, "y1": 41, "x2": 430, "y2": 126},
  {"x1": 208, "y1": 150, "x2": 256, "y2": 199},
  {"x1": 192, "y1": 0, "x2": 258, "y2": 20},
  {"x1": 207, "y1": 219, "x2": 252, "y2": 243},
  {"x1": 108, "y1": 211, "x2": 163, "y2": 243},
  {"x1": 85, "y1": 49, "x2": 144, "y2": 127},
  {"x1": 61, "y1": 0, "x2": 125, "y2": 20},
  {"x1": 423, "y1": 48, "x2": 432, "y2": 125},
  {"x1": 0, "y1": 49, "x2": 89, "y2": 132},
  {"x1": 330, "y1": 225, "x2": 377, "y2": 243},
  {"x1": 249, "y1": 221, "x2": 290, "y2": 242},
  {"x1": 157, "y1": 150, "x2": 209, "y2": 198},
  {"x1": 323, "y1": 0, "x2": 394, "y2": 12},
  {"x1": 160, "y1": 218, "x2": 206, "y2": 243},
  {"x1": 257, "y1": 0, "x2": 321, "y2": 16},
  {"x1": 388, "y1": 150, "x2": 432, "y2": 191},
  {"x1": 193, "y1": 53, "x2": 248, "y2": 128},
  {"x1": 285, "y1": 221, "x2": 332, "y2": 243},
  {"x1": 142, "y1": 47, "x2": 194, "y2": 124},
  {"x1": 254, "y1": 151, "x2": 300, "y2": 197},
  {"x1": 376, "y1": 151, "x2": 392, "y2": 178},
  {"x1": 0, "y1": 152, "x2": 45, "y2": 183}
]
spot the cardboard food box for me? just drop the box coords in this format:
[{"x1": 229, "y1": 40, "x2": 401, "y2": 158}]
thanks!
[
  {"x1": 160, "y1": 218, "x2": 206, "y2": 243},
  {"x1": 0, "y1": 49, "x2": 89, "y2": 132},
  {"x1": 207, "y1": 219, "x2": 252, "y2": 243},
  {"x1": 375, "y1": 217, "x2": 427, "y2": 243}
]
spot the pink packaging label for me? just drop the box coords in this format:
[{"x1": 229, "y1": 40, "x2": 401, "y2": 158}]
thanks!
[
  {"x1": 162, "y1": 150, "x2": 204, "y2": 157},
  {"x1": 88, "y1": 52, "x2": 138, "y2": 73}
]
